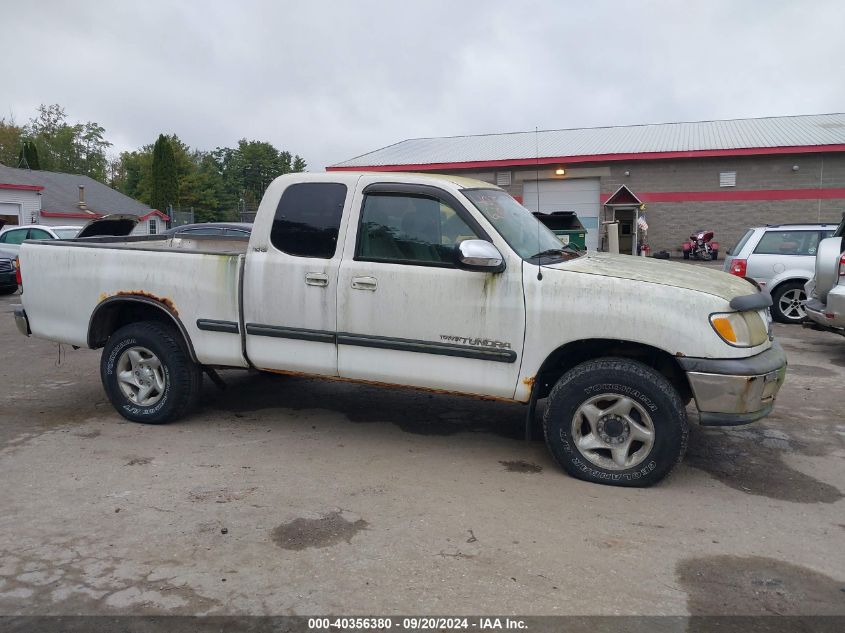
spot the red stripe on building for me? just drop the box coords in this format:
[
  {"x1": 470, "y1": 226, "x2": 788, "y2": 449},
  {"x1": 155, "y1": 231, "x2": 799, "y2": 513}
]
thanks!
[
  {"x1": 598, "y1": 188, "x2": 845, "y2": 203},
  {"x1": 0, "y1": 183, "x2": 45, "y2": 191},
  {"x1": 326, "y1": 144, "x2": 845, "y2": 172}
]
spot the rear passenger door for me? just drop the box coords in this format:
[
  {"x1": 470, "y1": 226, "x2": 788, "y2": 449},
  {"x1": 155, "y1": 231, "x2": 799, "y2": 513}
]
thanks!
[
  {"x1": 336, "y1": 183, "x2": 525, "y2": 399},
  {"x1": 242, "y1": 181, "x2": 352, "y2": 376}
]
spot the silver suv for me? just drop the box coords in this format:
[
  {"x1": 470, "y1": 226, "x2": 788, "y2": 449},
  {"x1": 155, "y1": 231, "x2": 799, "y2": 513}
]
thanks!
[
  {"x1": 804, "y1": 215, "x2": 845, "y2": 332},
  {"x1": 723, "y1": 223, "x2": 838, "y2": 323}
]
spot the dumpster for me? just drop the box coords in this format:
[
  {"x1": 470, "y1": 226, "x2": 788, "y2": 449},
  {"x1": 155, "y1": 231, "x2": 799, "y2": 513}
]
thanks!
[{"x1": 533, "y1": 212, "x2": 587, "y2": 250}]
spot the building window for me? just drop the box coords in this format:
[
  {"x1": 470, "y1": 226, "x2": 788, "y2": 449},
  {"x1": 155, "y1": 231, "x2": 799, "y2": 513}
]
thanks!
[
  {"x1": 719, "y1": 171, "x2": 737, "y2": 187},
  {"x1": 149, "y1": 218, "x2": 158, "y2": 235},
  {"x1": 495, "y1": 172, "x2": 512, "y2": 187}
]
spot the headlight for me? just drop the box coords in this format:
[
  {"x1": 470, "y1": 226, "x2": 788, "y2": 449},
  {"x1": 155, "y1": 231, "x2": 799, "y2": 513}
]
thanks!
[{"x1": 710, "y1": 311, "x2": 768, "y2": 347}]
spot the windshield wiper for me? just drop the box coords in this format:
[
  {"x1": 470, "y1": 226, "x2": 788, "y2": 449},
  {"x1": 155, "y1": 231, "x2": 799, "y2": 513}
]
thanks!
[{"x1": 529, "y1": 245, "x2": 582, "y2": 260}]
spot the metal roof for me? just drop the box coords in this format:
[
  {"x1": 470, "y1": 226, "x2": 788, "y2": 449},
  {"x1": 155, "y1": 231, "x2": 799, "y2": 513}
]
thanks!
[
  {"x1": 330, "y1": 113, "x2": 845, "y2": 170},
  {"x1": 0, "y1": 165, "x2": 151, "y2": 216}
]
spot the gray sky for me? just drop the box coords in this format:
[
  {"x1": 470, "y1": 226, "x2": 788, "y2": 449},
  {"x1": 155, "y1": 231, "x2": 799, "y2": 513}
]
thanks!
[{"x1": 4, "y1": 0, "x2": 844, "y2": 170}]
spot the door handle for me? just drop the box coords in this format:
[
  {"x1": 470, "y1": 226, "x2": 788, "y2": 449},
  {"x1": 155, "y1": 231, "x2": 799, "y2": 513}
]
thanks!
[
  {"x1": 305, "y1": 273, "x2": 329, "y2": 287},
  {"x1": 351, "y1": 276, "x2": 378, "y2": 291}
]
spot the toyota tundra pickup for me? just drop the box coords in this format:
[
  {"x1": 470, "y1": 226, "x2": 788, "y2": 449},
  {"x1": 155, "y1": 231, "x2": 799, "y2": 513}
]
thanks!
[{"x1": 13, "y1": 172, "x2": 787, "y2": 486}]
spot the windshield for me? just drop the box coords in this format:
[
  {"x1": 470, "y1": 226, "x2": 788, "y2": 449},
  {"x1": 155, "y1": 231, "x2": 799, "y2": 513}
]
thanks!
[
  {"x1": 54, "y1": 228, "x2": 81, "y2": 239},
  {"x1": 462, "y1": 189, "x2": 581, "y2": 261}
]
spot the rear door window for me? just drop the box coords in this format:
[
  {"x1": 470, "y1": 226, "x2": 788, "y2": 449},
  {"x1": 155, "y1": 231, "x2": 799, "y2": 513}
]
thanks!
[
  {"x1": 270, "y1": 183, "x2": 347, "y2": 258},
  {"x1": 753, "y1": 230, "x2": 821, "y2": 256},
  {"x1": 28, "y1": 228, "x2": 52, "y2": 240}
]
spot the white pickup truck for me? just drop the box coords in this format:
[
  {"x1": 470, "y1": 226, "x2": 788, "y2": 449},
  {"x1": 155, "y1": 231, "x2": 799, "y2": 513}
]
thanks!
[{"x1": 14, "y1": 172, "x2": 787, "y2": 487}]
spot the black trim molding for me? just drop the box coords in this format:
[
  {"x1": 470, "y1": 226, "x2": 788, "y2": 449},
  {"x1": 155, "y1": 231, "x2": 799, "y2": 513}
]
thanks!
[
  {"x1": 243, "y1": 323, "x2": 517, "y2": 363},
  {"x1": 245, "y1": 323, "x2": 335, "y2": 344},
  {"x1": 337, "y1": 332, "x2": 517, "y2": 363},
  {"x1": 197, "y1": 319, "x2": 240, "y2": 334}
]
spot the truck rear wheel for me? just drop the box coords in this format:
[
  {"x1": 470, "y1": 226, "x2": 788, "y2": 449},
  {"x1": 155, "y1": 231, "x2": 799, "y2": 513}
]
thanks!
[
  {"x1": 100, "y1": 321, "x2": 201, "y2": 424},
  {"x1": 543, "y1": 358, "x2": 688, "y2": 487}
]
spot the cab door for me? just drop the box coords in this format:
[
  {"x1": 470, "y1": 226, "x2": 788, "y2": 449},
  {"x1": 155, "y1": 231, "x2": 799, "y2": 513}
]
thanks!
[
  {"x1": 336, "y1": 183, "x2": 525, "y2": 399},
  {"x1": 242, "y1": 180, "x2": 352, "y2": 376}
]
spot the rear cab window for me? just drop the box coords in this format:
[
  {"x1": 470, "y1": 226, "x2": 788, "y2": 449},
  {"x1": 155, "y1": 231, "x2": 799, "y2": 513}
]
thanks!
[
  {"x1": 753, "y1": 230, "x2": 822, "y2": 256},
  {"x1": 270, "y1": 183, "x2": 347, "y2": 258}
]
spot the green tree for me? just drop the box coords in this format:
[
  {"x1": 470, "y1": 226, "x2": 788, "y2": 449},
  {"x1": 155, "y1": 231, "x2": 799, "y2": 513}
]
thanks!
[
  {"x1": 24, "y1": 104, "x2": 111, "y2": 180},
  {"x1": 17, "y1": 141, "x2": 41, "y2": 170},
  {"x1": 150, "y1": 134, "x2": 178, "y2": 212},
  {"x1": 0, "y1": 119, "x2": 23, "y2": 167}
]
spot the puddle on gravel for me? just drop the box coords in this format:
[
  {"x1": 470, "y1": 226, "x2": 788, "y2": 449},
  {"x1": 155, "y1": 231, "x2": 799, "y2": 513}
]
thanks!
[
  {"x1": 499, "y1": 460, "x2": 543, "y2": 473},
  {"x1": 271, "y1": 510, "x2": 368, "y2": 550},
  {"x1": 677, "y1": 555, "x2": 845, "y2": 615},
  {"x1": 685, "y1": 426, "x2": 842, "y2": 504}
]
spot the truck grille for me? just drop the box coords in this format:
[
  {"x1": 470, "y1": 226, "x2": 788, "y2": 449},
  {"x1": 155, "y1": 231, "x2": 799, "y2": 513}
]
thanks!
[{"x1": 0, "y1": 260, "x2": 12, "y2": 273}]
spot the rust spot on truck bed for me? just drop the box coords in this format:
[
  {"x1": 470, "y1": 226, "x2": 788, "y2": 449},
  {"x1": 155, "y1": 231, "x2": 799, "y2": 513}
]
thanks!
[
  {"x1": 260, "y1": 367, "x2": 517, "y2": 403},
  {"x1": 522, "y1": 376, "x2": 536, "y2": 388},
  {"x1": 112, "y1": 290, "x2": 179, "y2": 317}
]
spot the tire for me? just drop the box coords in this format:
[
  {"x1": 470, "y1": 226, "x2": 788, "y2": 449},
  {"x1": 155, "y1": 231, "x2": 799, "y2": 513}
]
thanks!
[
  {"x1": 770, "y1": 280, "x2": 807, "y2": 324},
  {"x1": 710, "y1": 249, "x2": 719, "y2": 260},
  {"x1": 682, "y1": 250, "x2": 690, "y2": 260},
  {"x1": 543, "y1": 358, "x2": 688, "y2": 487},
  {"x1": 100, "y1": 321, "x2": 202, "y2": 424},
  {"x1": 0, "y1": 285, "x2": 17, "y2": 296}
]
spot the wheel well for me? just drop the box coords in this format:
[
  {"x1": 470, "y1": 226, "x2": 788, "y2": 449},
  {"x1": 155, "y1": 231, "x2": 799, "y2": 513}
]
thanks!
[
  {"x1": 88, "y1": 298, "x2": 197, "y2": 362},
  {"x1": 533, "y1": 339, "x2": 692, "y2": 404},
  {"x1": 769, "y1": 277, "x2": 808, "y2": 298}
]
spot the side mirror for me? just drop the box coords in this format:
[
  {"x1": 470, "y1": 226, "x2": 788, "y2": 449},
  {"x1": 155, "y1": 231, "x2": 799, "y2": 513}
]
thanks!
[{"x1": 456, "y1": 240, "x2": 505, "y2": 273}]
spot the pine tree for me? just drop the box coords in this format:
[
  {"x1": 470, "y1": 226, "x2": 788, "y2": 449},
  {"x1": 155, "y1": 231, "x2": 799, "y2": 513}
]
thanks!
[{"x1": 150, "y1": 134, "x2": 178, "y2": 212}]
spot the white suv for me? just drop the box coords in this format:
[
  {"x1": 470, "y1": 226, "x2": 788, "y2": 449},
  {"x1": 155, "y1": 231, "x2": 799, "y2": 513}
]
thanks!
[{"x1": 723, "y1": 223, "x2": 838, "y2": 323}]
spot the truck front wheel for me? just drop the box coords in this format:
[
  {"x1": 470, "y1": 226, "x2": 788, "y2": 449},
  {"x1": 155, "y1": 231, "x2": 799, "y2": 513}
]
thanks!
[
  {"x1": 543, "y1": 358, "x2": 688, "y2": 487},
  {"x1": 100, "y1": 321, "x2": 201, "y2": 424}
]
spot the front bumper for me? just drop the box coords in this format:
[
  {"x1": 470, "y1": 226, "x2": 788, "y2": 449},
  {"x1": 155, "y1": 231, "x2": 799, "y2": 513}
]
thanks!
[
  {"x1": 13, "y1": 305, "x2": 30, "y2": 337},
  {"x1": 677, "y1": 343, "x2": 787, "y2": 426},
  {"x1": 0, "y1": 271, "x2": 16, "y2": 287}
]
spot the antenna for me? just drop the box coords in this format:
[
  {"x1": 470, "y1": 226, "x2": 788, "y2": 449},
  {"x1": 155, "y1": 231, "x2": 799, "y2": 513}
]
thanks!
[{"x1": 535, "y1": 126, "x2": 542, "y2": 281}]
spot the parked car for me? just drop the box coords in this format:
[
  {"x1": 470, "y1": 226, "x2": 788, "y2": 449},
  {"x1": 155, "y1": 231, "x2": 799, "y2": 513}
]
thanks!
[
  {"x1": 14, "y1": 172, "x2": 786, "y2": 488},
  {"x1": 723, "y1": 223, "x2": 838, "y2": 323},
  {"x1": 0, "y1": 224, "x2": 81, "y2": 254},
  {"x1": 0, "y1": 246, "x2": 18, "y2": 295},
  {"x1": 166, "y1": 222, "x2": 252, "y2": 237},
  {"x1": 804, "y1": 214, "x2": 845, "y2": 333}
]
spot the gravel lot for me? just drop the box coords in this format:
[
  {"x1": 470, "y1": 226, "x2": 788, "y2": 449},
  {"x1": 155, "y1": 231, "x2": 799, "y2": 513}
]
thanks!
[{"x1": 0, "y1": 288, "x2": 843, "y2": 616}]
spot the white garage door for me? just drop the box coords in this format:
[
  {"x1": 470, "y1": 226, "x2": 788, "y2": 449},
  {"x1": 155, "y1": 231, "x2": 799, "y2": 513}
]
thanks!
[
  {"x1": 522, "y1": 179, "x2": 600, "y2": 250},
  {"x1": 0, "y1": 202, "x2": 21, "y2": 224}
]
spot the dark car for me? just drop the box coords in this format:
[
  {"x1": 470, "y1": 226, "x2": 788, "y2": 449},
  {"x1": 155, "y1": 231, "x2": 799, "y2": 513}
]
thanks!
[
  {"x1": 0, "y1": 246, "x2": 18, "y2": 295},
  {"x1": 165, "y1": 222, "x2": 252, "y2": 238}
]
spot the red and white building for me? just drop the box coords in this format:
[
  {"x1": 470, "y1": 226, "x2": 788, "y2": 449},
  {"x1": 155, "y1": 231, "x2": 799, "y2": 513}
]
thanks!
[
  {"x1": 0, "y1": 165, "x2": 166, "y2": 234},
  {"x1": 328, "y1": 113, "x2": 845, "y2": 255}
]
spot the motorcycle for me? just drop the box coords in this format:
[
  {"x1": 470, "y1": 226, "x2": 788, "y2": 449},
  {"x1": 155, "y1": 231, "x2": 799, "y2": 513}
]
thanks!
[{"x1": 682, "y1": 229, "x2": 719, "y2": 261}]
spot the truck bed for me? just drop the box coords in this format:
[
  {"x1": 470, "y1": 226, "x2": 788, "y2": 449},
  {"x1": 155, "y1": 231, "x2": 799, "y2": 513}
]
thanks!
[{"x1": 19, "y1": 235, "x2": 250, "y2": 368}]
